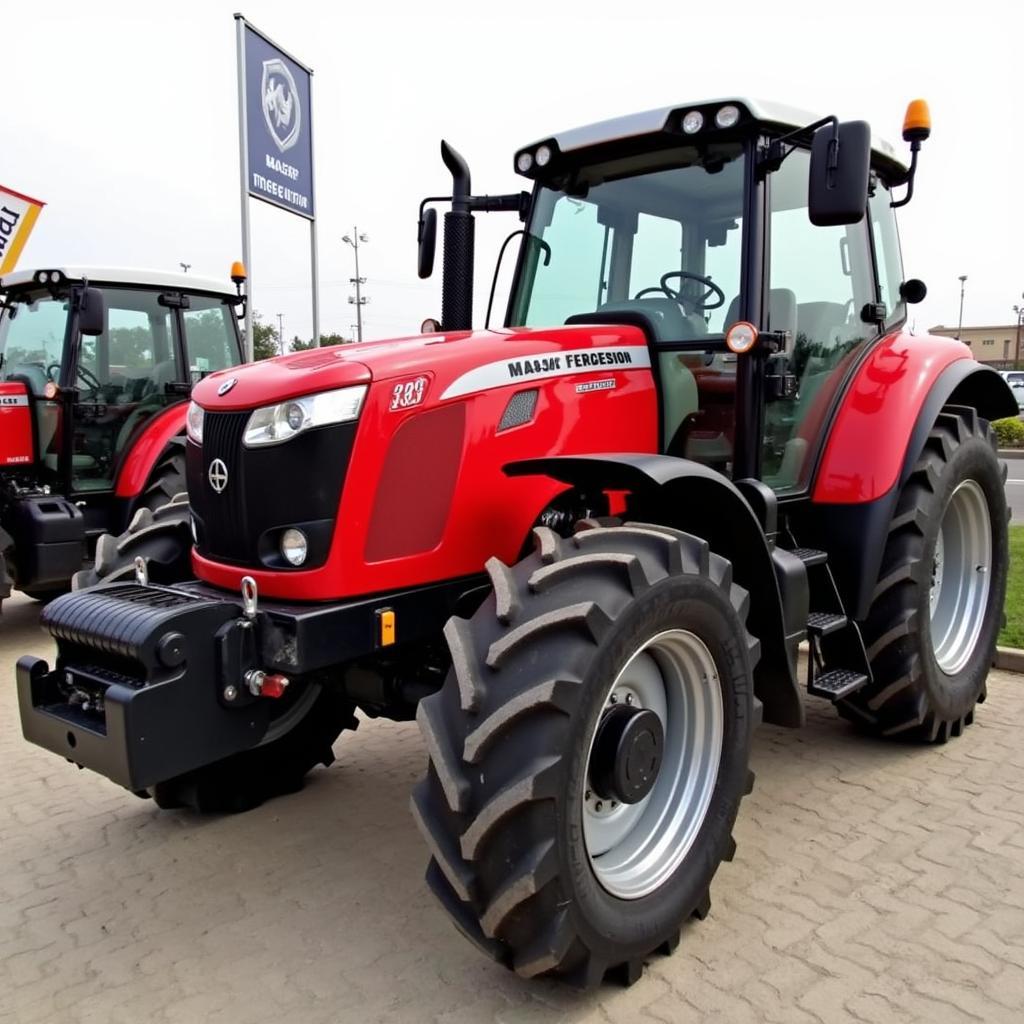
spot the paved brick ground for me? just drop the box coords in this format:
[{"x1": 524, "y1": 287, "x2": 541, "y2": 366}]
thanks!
[{"x1": 2, "y1": 591, "x2": 1023, "y2": 1024}]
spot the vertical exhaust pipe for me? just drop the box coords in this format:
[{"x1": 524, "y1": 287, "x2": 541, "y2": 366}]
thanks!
[{"x1": 440, "y1": 141, "x2": 475, "y2": 332}]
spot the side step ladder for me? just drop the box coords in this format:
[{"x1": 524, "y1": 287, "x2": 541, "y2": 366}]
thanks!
[{"x1": 789, "y1": 547, "x2": 870, "y2": 702}]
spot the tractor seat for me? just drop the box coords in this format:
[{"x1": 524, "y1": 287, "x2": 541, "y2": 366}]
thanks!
[
  {"x1": 723, "y1": 288, "x2": 798, "y2": 339},
  {"x1": 595, "y1": 298, "x2": 707, "y2": 344}
]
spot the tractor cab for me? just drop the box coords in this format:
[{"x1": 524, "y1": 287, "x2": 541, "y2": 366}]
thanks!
[
  {"x1": 0, "y1": 265, "x2": 245, "y2": 597},
  {"x1": 503, "y1": 99, "x2": 922, "y2": 492}
]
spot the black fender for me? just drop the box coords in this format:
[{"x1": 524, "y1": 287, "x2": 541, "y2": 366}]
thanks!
[
  {"x1": 507, "y1": 454, "x2": 805, "y2": 728},
  {"x1": 797, "y1": 361, "x2": 1017, "y2": 621}
]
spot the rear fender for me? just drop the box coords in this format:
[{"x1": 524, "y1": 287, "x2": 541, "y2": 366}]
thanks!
[
  {"x1": 804, "y1": 360, "x2": 1017, "y2": 620},
  {"x1": 113, "y1": 403, "x2": 188, "y2": 499},
  {"x1": 507, "y1": 454, "x2": 804, "y2": 728}
]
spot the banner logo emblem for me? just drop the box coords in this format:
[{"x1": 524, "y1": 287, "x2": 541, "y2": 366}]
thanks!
[{"x1": 261, "y1": 59, "x2": 301, "y2": 153}]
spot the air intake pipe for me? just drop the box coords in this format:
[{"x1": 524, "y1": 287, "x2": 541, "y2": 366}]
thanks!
[{"x1": 440, "y1": 141, "x2": 475, "y2": 332}]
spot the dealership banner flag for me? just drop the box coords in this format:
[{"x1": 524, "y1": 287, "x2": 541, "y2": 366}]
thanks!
[{"x1": 0, "y1": 185, "x2": 45, "y2": 274}]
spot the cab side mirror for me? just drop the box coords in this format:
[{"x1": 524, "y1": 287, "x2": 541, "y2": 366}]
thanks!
[
  {"x1": 78, "y1": 287, "x2": 107, "y2": 337},
  {"x1": 808, "y1": 120, "x2": 871, "y2": 227},
  {"x1": 418, "y1": 207, "x2": 437, "y2": 279}
]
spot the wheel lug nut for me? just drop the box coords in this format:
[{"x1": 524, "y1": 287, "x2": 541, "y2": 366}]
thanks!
[
  {"x1": 609, "y1": 694, "x2": 617, "y2": 704},
  {"x1": 585, "y1": 790, "x2": 592, "y2": 800},
  {"x1": 625, "y1": 693, "x2": 634, "y2": 706},
  {"x1": 595, "y1": 801, "x2": 603, "y2": 812}
]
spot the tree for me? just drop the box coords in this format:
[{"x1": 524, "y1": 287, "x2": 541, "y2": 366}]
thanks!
[
  {"x1": 251, "y1": 311, "x2": 279, "y2": 361},
  {"x1": 319, "y1": 332, "x2": 351, "y2": 346},
  {"x1": 289, "y1": 336, "x2": 315, "y2": 352}
]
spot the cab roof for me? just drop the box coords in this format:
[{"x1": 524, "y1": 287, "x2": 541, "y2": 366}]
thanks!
[
  {"x1": 517, "y1": 97, "x2": 907, "y2": 178},
  {"x1": 0, "y1": 265, "x2": 236, "y2": 297}
]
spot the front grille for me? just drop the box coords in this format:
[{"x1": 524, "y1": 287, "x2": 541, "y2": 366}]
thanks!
[
  {"x1": 196, "y1": 412, "x2": 249, "y2": 560},
  {"x1": 187, "y1": 412, "x2": 357, "y2": 569}
]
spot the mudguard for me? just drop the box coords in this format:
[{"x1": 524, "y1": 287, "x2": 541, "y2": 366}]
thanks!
[
  {"x1": 506, "y1": 453, "x2": 805, "y2": 728},
  {"x1": 804, "y1": 348, "x2": 1017, "y2": 620},
  {"x1": 113, "y1": 403, "x2": 188, "y2": 499}
]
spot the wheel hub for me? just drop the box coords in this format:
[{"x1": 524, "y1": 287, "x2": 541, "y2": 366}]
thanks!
[{"x1": 590, "y1": 705, "x2": 664, "y2": 805}]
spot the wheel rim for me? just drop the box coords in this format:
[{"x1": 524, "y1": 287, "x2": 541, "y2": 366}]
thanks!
[
  {"x1": 582, "y1": 629, "x2": 724, "y2": 900},
  {"x1": 930, "y1": 479, "x2": 992, "y2": 675}
]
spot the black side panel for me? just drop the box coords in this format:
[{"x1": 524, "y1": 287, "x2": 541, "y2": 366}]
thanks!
[
  {"x1": 790, "y1": 491, "x2": 897, "y2": 623},
  {"x1": 6, "y1": 496, "x2": 86, "y2": 588},
  {"x1": 506, "y1": 454, "x2": 805, "y2": 727}
]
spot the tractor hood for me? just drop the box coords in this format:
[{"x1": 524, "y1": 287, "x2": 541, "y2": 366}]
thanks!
[{"x1": 192, "y1": 325, "x2": 650, "y2": 411}]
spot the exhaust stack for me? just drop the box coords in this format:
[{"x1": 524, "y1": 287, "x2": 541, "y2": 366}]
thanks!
[{"x1": 440, "y1": 141, "x2": 475, "y2": 332}]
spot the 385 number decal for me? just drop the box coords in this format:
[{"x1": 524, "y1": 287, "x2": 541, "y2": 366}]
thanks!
[{"x1": 389, "y1": 376, "x2": 428, "y2": 411}]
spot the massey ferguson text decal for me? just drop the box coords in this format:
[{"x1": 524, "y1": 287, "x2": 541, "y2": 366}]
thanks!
[{"x1": 440, "y1": 345, "x2": 650, "y2": 400}]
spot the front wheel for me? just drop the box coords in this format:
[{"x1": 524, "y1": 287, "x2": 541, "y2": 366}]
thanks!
[
  {"x1": 412, "y1": 523, "x2": 760, "y2": 987},
  {"x1": 841, "y1": 406, "x2": 1009, "y2": 741}
]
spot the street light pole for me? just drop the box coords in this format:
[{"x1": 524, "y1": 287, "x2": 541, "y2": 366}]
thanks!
[
  {"x1": 1014, "y1": 296, "x2": 1023, "y2": 371},
  {"x1": 957, "y1": 274, "x2": 968, "y2": 339},
  {"x1": 343, "y1": 228, "x2": 369, "y2": 343},
  {"x1": 277, "y1": 313, "x2": 284, "y2": 356}
]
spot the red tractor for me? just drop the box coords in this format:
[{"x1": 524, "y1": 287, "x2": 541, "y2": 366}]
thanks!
[
  {"x1": 19, "y1": 99, "x2": 1016, "y2": 988},
  {"x1": 0, "y1": 265, "x2": 246, "y2": 605}
]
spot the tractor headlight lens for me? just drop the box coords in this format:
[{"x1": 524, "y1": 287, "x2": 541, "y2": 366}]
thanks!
[
  {"x1": 516, "y1": 151, "x2": 534, "y2": 173},
  {"x1": 243, "y1": 385, "x2": 367, "y2": 448},
  {"x1": 535, "y1": 144, "x2": 552, "y2": 167},
  {"x1": 681, "y1": 110, "x2": 704, "y2": 134},
  {"x1": 715, "y1": 104, "x2": 740, "y2": 129},
  {"x1": 186, "y1": 401, "x2": 204, "y2": 444},
  {"x1": 280, "y1": 528, "x2": 308, "y2": 566}
]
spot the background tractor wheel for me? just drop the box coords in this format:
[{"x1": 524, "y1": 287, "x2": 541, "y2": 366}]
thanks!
[
  {"x1": 71, "y1": 493, "x2": 193, "y2": 591},
  {"x1": 840, "y1": 406, "x2": 1009, "y2": 742},
  {"x1": 412, "y1": 523, "x2": 760, "y2": 987}
]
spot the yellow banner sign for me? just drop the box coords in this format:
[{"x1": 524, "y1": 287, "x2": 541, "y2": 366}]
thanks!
[{"x1": 0, "y1": 185, "x2": 45, "y2": 274}]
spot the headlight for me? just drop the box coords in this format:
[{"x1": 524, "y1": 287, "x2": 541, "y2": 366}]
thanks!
[
  {"x1": 186, "y1": 401, "x2": 204, "y2": 444},
  {"x1": 243, "y1": 385, "x2": 367, "y2": 448},
  {"x1": 280, "y1": 528, "x2": 308, "y2": 566}
]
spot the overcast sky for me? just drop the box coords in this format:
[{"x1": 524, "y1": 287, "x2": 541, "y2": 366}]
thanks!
[{"x1": 6, "y1": 0, "x2": 1022, "y2": 343}]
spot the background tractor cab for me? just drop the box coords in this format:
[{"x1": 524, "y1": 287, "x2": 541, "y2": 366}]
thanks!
[{"x1": 0, "y1": 265, "x2": 245, "y2": 601}]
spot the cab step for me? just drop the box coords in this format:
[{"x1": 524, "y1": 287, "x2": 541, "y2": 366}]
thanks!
[
  {"x1": 806, "y1": 611, "x2": 847, "y2": 637},
  {"x1": 808, "y1": 668, "x2": 868, "y2": 701},
  {"x1": 790, "y1": 546, "x2": 828, "y2": 567}
]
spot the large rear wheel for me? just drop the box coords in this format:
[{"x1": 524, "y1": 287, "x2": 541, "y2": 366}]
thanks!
[
  {"x1": 840, "y1": 406, "x2": 1009, "y2": 741},
  {"x1": 412, "y1": 523, "x2": 759, "y2": 986}
]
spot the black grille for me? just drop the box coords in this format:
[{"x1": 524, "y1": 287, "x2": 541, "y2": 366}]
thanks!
[
  {"x1": 195, "y1": 412, "x2": 249, "y2": 560},
  {"x1": 187, "y1": 413, "x2": 356, "y2": 569}
]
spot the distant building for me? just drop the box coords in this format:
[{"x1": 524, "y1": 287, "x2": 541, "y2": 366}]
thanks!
[{"x1": 929, "y1": 324, "x2": 1020, "y2": 369}]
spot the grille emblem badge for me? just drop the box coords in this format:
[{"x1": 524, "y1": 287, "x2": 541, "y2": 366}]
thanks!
[
  {"x1": 217, "y1": 377, "x2": 238, "y2": 396},
  {"x1": 208, "y1": 458, "x2": 229, "y2": 493}
]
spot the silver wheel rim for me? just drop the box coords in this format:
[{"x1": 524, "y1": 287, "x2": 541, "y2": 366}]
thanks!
[
  {"x1": 930, "y1": 479, "x2": 992, "y2": 675},
  {"x1": 583, "y1": 629, "x2": 724, "y2": 900}
]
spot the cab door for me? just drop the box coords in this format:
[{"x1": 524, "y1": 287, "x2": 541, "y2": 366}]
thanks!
[
  {"x1": 70, "y1": 288, "x2": 183, "y2": 492},
  {"x1": 761, "y1": 147, "x2": 877, "y2": 492}
]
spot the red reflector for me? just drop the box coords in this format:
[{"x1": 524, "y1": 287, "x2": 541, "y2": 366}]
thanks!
[{"x1": 261, "y1": 674, "x2": 289, "y2": 699}]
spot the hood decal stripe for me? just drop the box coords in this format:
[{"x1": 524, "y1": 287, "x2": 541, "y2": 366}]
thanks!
[{"x1": 439, "y1": 345, "x2": 651, "y2": 400}]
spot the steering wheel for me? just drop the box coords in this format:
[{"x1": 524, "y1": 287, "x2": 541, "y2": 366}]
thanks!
[
  {"x1": 75, "y1": 364, "x2": 104, "y2": 391},
  {"x1": 635, "y1": 271, "x2": 725, "y2": 312}
]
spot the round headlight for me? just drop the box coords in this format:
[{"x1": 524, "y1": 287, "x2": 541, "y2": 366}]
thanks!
[
  {"x1": 285, "y1": 403, "x2": 305, "y2": 431},
  {"x1": 681, "y1": 110, "x2": 704, "y2": 134},
  {"x1": 535, "y1": 144, "x2": 552, "y2": 167},
  {"x1": 281, "y1": 528, "x2": 308, "y2": 566},
  {"x1": 715, "y1": 104, "x2": 740, "y2": 129},
  {"x1": 516, "y1": 151, "x2": 534, "y2": 173}
]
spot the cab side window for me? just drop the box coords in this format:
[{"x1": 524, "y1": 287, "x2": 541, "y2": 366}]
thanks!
[{"x1": 183, "y1": 296, "x2": 240, "y2": 376}]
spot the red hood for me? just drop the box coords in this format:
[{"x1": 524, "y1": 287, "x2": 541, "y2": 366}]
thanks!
[{"x1": 192, "y1": 325, "x2": 648, "y2": 410}]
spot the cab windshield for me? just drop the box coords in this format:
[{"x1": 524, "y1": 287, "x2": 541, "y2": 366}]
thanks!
[{"x1": 509, "y1": 142, "x2": 746, "y2": 342}]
